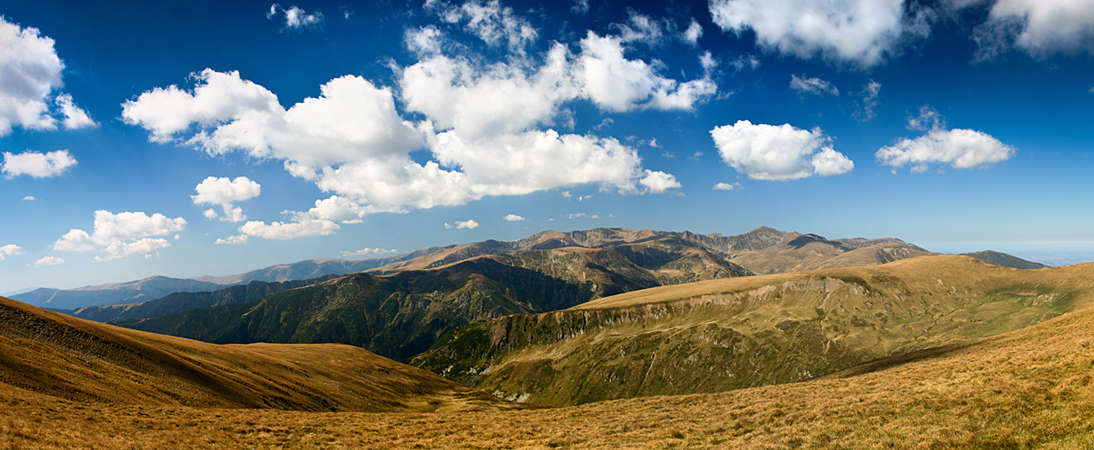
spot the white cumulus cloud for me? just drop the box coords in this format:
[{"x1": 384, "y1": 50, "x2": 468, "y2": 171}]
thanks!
[
  {"x1": 577, "y1": 32, "x2": 716, "y2": 112},
  {"x1": 638, "y1": 170, "x2": 681, "y2": 193},
  {"x1": 963, "y1": 0, "x2": 1094, "y2": 59},
  {"x1": 191, "y1": 176, "x2": 261, "y2": 222},
  {"x1": 0, "y1": 17, "x2": 93, "y2": 135},
  {"x1": 709, "y1": 0, "x2": 916, "y2": 67},
  {"x1": 55, "y1": 93, "x2": 96, "y2": 129},
  {"x1": 445, "y1": 219, "x2": 479, "y2": 230},
  {"x1": 2, "y1": 149, "x2": 76, "y2": 178},
  {"x1": 33, "y1": 256, "x2": 63, "y2": 268},
  {"x1": 713, "y1": 182, "x2": 743, "y2": 191},
  {"x1": 0, "y1": 244, "x2": 23, "y2": 260},
  {"x1": 503, "y1": 214, "x2": 526, "y2": 221},
  {"x1": 710, "y1": 120, "x2": 854, "y2": 181},
  {"x1": 125, "y1": 19, "x2": 695, "y2": 240},
  {"x1": 52, "y1": 210, "x2": 186, "y2": 261},
  {"x1": 876, "y1": 128, "x2": 1015, "y2": 173},
  {"x1": 790, "y1": 74, "x2": 839, "y2": 96}
]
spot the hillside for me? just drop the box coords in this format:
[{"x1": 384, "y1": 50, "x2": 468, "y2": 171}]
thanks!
[
  {"x1": 114, "y1": 258, "x2": 606, "y2": 361},
  {"x1": 0, "y1": 296, "x2": 509, "y2": 414},
  {"x1": 7, "y1": 284, "x2": 1094, "y2": 448},
  {"x1": 412, "y1": 255, "x2": 1094, "y2": 406}
]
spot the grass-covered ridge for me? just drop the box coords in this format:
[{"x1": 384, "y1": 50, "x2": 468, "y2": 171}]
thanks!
[{"x1": 413, "y1": 255, "x2": 1093, "y2": 406}]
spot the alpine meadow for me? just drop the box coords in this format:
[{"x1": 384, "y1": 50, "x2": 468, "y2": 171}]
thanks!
[{"x1": 3, "y1": 0, "x2": 1094, "y2": 448}]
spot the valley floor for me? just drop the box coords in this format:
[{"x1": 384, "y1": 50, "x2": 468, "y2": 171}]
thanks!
[{"x1": 7, "y1": 304, "x2": 1094, "y2": 449}]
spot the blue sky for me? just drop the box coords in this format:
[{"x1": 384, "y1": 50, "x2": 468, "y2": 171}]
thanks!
[{"x1": 2, "y1": 0, "x2": 1093, "y2": 292}]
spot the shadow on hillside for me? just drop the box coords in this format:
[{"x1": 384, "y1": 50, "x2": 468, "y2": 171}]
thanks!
[{"x1": 823, "y1": 340, "x2": 982, "y2": 379}]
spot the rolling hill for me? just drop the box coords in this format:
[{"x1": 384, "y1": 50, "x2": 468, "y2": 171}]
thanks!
[
  {"x1": 412, "y1": 255, "x2": 1094, "y2": 406},
  {"x1": 0, "y1": 295, "x2": 507, "y2": 413},
  {"x1": 6, "y1": 272, "x2": 1094, "y2": 448}
]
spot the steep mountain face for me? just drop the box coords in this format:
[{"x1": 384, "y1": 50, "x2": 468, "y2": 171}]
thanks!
[
  {"x1": 960, "y1": 250, "x2": 1048, "y2": 270},
  {"x1": 62, "y1": 275, "x2": 344, "y2": 323},
  {"x1": 114, "y1": 258, "x2": 605, "y2": 362},
  {"x1": 12, "y1": 276, "x2": 226, "y2": 309},
  {"x1": 0, "y1": 296, "x2": 506, "y2": 412},
  {"x1": 412, "y1": 256, "x2": 1094, "y2": 406}
]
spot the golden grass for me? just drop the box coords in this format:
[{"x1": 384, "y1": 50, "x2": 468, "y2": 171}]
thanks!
[
  {"x1": 6, "y1": 273, "x2": 1094, "y2": 448},
  {"x1": 0, "y1": 296, "x2": 511, "y2": 413}
]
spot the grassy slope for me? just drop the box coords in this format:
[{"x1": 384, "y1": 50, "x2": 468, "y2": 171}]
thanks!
[
  {"x1": 6, "y1": 293, "x2": 1094, "y2": 448},
  {"x1": 0, "y1": 295, "x2": 510, "y2": 414},
  {"x1": 413, "y1": 255, "x2": 1094, "y2": 406}
]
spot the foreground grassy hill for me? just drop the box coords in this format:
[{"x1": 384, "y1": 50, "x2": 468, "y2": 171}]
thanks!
[
  {"x1": 6, "y1": 281, "x2": 1094, "y2": 448},
  {"x1": 413, "y1": 255, "x2": 1093, "y2": 405},
  {"x1": 0, "y1": 295, "x2": 508, "y2": 413}
]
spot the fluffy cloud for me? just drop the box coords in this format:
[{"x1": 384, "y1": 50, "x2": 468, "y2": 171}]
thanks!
[
  {"x1": 33, "y1": 256, "x2": 63, "y2": 268},
  {"x1": 713, "y1": 182, "x2": 743, "y2": 190},
  {"x1": 710, "y1": 120, "x2": 854, "y2": 180},
  {"x1": 2, "y1": 149, "x2": 76, "y2": 178},
  {"x1": 191, "y1": 176, "x2": 261, "y2": 222},
  {"x1": 0, "y1": 17, "x2": 93, "y2": 135},
  {"x1": 268, "y1": 4, "x2": 324, "y2": 30},
  {"x1": 790, "y1": 75, "x2": 838, "y2": 96},
  {"x1": 0, "y1": 244, "x2": 23, "y2": 260},
  {"x1": 503, "y1": 214, "x2": 526, "y2": 221},
  {"x1": 709, "y1": 0, "x2": 916, "y2": 66},
  {"x1": 876, "y1": 128, "x2": 1015, "y2": 172},
  {"x1": 55, "y1": 93, "x2": 96, "y2": 129},
  {"x1": 126, "y1": 19, "x2": 695, "y2": 240},
  {"x1": 432, "y1": 0, "x2": 537, "y2": 52},
  {"x1": 52, "y1": 210, "x2": 186, "y2": 261},
  {"x1": 577, "y1": 32, "x2": 716, "y2": 112},
  {"x1": 0, "y1": 17, "x2": 62, "y2": 134},
  {"x1": 961, "y1": 0, "x2": 1094, "y2": 59},
  {"x1": 638, "y1": 170, "x2": 681, "y2": 193},
  {"x1": 400, "y1": 49, "x2": 576, "y2": 139},
  {"x1": 445, "y1": 219, "x2": 479, "y2": 229},
  {"x1": 228, "y1": 217, "x2": 338, "y2": 242}
]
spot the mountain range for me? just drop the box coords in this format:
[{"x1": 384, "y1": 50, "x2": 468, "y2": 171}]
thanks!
[
  {"x1": 3, "y1": 250, "x2": 1093, "y2": 448},
  {"x1": 20, "y1": 227, "x2": 1044, "y2": 315},
  {"x1": 102, "y1": 227, "x2": 937, "y2": 360}
]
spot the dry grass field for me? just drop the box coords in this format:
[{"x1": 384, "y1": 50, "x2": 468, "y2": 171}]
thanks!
[
  {"x1": 5, "y1": 257, "x2": 1094, "y2": 448},
  {"x1": 5, "y1": 300, "x2": 1094, "y2": 449}
]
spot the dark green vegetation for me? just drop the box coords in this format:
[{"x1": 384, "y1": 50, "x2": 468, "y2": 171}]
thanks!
[
  {"x1": 115, "y1": 258, "x2": 604, "y2": 361},
  {"x1": 413, "y1": 255, "x2": 1091, "y2": 406}
]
